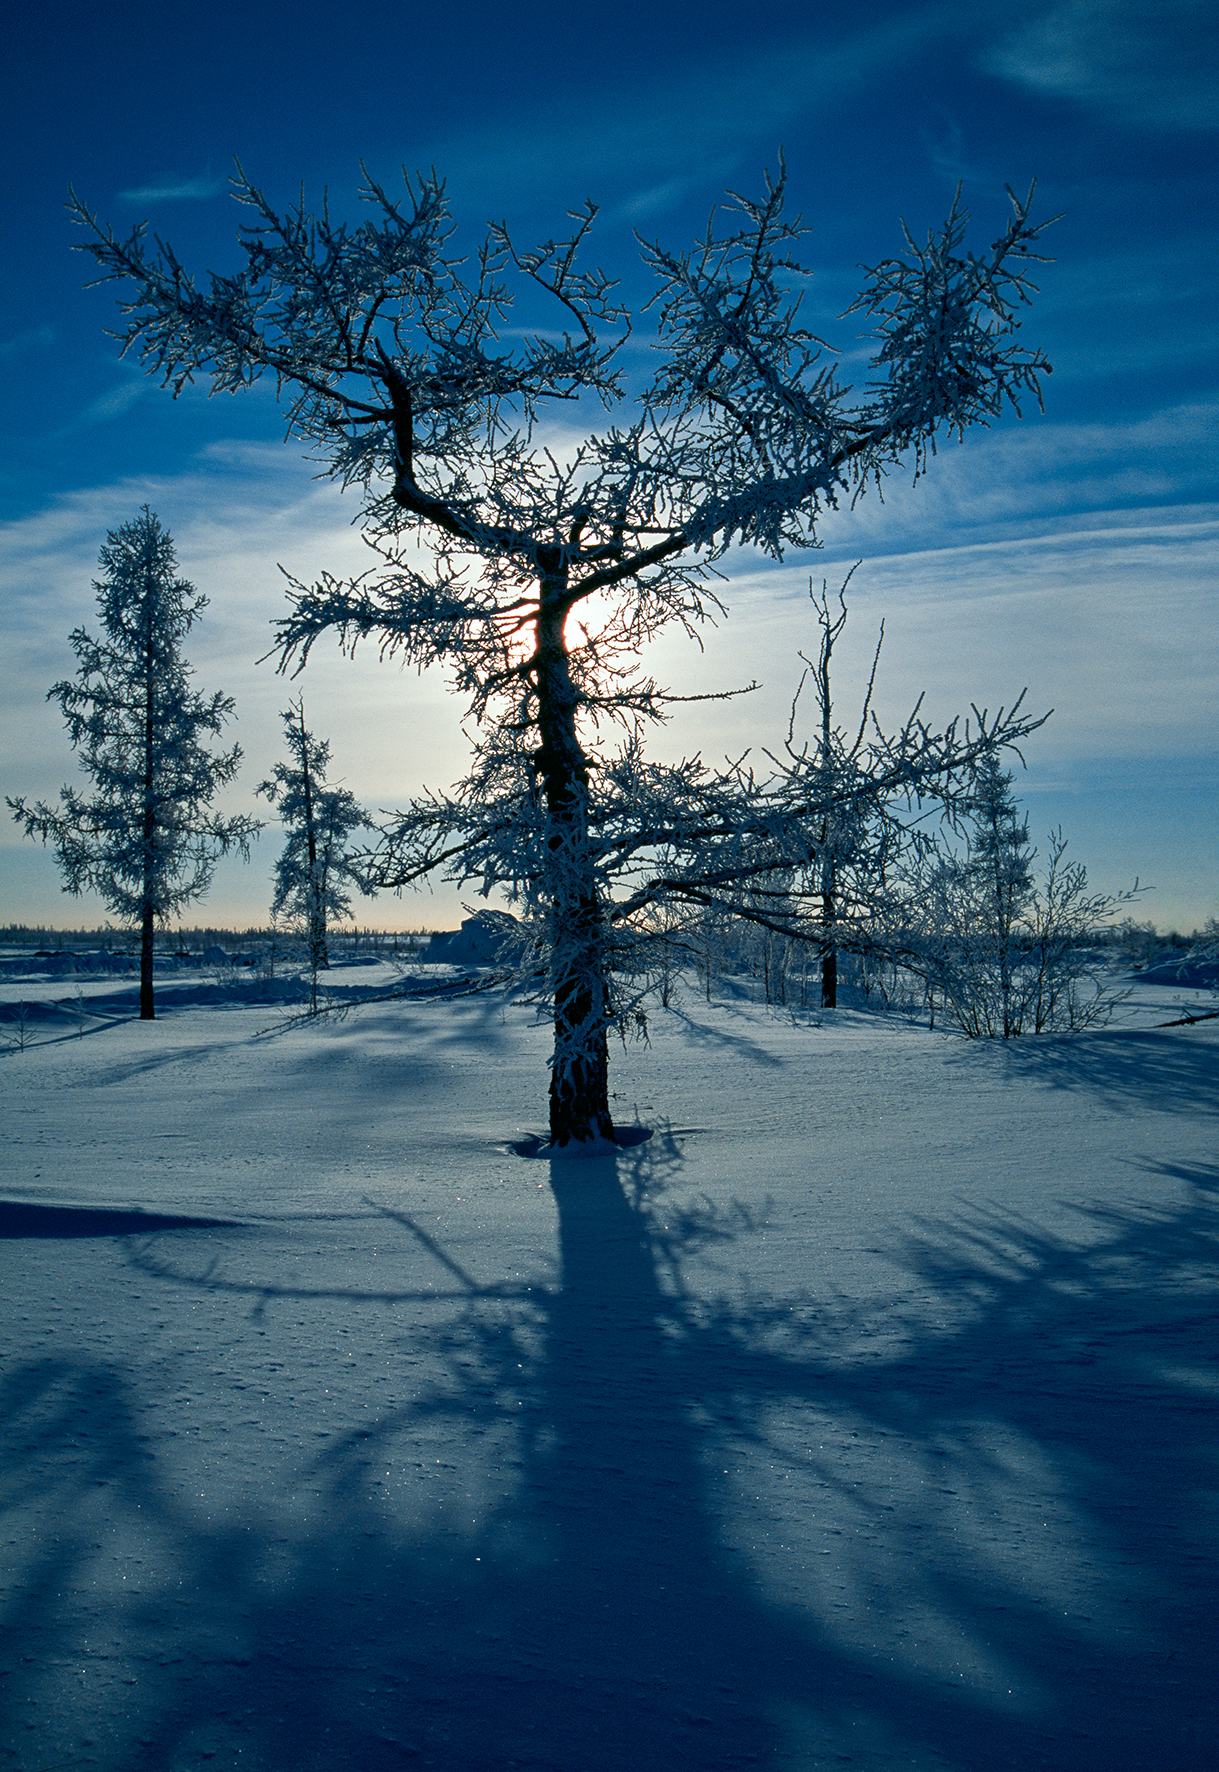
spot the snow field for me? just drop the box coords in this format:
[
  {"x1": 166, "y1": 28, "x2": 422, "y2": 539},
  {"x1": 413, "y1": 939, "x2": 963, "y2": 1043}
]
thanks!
[{"x1": 1, "y1": 974, "x2": 1217, "y2": 1770}]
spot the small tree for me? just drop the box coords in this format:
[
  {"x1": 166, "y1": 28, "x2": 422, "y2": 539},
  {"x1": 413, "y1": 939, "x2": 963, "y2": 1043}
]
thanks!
[
  {"x1": 257, "y1": 699, "x2": 367, "y2": 1011},
  {"x1": 959, "y1": 749, "x2": 1034, "y2": 1038},
  {"x1": 72, "y1": 164, "x2": 1054, "y2": 1139},
  {"x1": 1020, "y1": 830, "x2": 1136, "y2": 1033},
  {"x1": 902, "y1": 755, "x2": 1137, "y2": 1036},
  {"x1": 8, "y1": 509, "x2": 258, "y2": 1018},
  {"x1": 780, "y1": 570, "x2": 896, "y2": 1008},
  {"x1": 1184, "y1": 919, "x2": 1219, "y2": 977}
]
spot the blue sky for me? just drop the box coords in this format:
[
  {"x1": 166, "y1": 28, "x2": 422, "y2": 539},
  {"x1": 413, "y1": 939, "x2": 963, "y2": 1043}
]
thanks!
[{"x1": 1, "y1": 0, "x2": 1216, "y2": 933}]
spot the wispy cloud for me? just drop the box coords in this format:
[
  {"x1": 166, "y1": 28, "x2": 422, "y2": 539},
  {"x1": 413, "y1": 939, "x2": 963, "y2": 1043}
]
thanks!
[
  {"x1": 53, "y1": 378, "x2": 148, "y2": 437},
  {"x1": 981, "y1": 0, "x2": 1219, "y2": 131},
  {"x1": 117, "y1": 172, "x2": 226, "y2": 205},
  {"x1": 0, "y1": 324, "x2": 54, "y2": 362},
  {"x1": 918, "y1": 111, "x2": 1004, "y2": 191},
  {"x1": 1041, "y1": 237, "x2": 1219, "y2": 316},
  {"x1": 3, "y1": 415, "x2": 1214, "y2": 925},
  {"x1": 769, "y1": 400, "x2": 1219, "y2": 560},
  {"x1": 607, "y1": 165, "x2": 738, "y2": 226},
  {"x1": 647, "y1": 499, "x2": 1219, "y2": 775},
  {"x1": 427, "y1": 7, "x2": 962, "y2": 216}
]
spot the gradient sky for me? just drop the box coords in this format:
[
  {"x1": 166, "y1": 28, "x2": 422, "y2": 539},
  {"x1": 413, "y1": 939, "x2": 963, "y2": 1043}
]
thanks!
[{"x1": 2, "y1": 0, "x2": 1216, "y2": 933}]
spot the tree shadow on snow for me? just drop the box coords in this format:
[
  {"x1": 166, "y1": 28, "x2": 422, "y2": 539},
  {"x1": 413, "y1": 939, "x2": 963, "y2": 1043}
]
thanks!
[
  {"x1": 1, "y1": 1147, "x2": 1217, "y2": 1769},
  {"x1": 668, "y1": 1001, "x2": 789, "y2": 1066},
  {"x1": 0, "y1": 1201, "x2": 243, "y2": 1239},
  {"x1": 988, "y1": 1024, "x2": 1219, "y2": 1118}
]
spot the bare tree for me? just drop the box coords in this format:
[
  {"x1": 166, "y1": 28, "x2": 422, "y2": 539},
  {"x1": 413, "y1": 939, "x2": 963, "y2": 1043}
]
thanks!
[
  {"x1": 71, "y1": 163, "x2": 1054, "y2": 1139},
  {"x1": 780, "y1": 569, "x2": 892, "y2": 1007},
  {"x1": 8, "y1": 510, "x2": 258, "y2": 1019}
]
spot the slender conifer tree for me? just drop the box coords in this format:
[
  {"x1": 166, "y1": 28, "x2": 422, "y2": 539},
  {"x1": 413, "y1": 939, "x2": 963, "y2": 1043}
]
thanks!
[
  {"x1": 8, "y1": 508, "x2": 258, "y2": 1017},
  {"x1": 258, "y1": 699, "x2": 366, "y2": 1010}
]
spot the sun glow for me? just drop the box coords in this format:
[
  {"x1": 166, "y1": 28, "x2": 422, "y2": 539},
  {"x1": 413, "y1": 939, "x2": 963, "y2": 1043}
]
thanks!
[
  {"x1": 493, "y1": 585, "x2": 622, "y2": 674},
  {"x1": 563, "y1": 586, "x2": 620, "y2": 654}
]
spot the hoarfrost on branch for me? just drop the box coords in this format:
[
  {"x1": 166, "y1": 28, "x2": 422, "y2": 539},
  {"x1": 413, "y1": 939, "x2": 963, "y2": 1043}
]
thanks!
[{"x1": 71, "y1": 163, "x2": 1055, "y2": 1135}]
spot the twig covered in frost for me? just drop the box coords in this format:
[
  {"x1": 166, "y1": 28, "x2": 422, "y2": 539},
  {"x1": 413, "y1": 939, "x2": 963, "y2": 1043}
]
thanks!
[{"x1": 72, "y1": 165, "x2": 1055, "y2": 1136}]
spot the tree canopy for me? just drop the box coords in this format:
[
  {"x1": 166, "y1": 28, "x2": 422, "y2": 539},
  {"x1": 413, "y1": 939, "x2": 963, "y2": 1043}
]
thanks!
[{"x1": 71, "y1": 164, "x2": 1054, "y2": 1131}]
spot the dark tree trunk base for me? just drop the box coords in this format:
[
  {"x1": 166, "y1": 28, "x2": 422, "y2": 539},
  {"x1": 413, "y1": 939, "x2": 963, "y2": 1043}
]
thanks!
[
  {"x1": 140, "y1": 908, "x2": 156, "y2": 1019},
  {"x1": 549, "y1": 1041, "x2": 616, "y2": 1148},
  {"x1": 821, "y1": 947, "x2": 838, "y2": 1010}
]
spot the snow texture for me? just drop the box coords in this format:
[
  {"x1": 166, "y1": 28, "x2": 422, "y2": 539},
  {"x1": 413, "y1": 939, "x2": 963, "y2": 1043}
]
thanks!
[{"x1": 1, "y1": 960, "x2": 1217, "y2": 1771}]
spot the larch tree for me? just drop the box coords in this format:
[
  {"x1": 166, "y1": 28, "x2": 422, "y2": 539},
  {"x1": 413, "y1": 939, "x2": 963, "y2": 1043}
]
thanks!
[
  {"x1": 258, "y1": 698, "x2": 367, "y2": 1010},
  {"x1": 593, "y1": 646, "x2": 1047, "y2": 1016},
  {"x1": 782, "y1": 569, "x2": 890, "y2": 1009},
  {"x1": 895, "y1": 752, "x2": 1139, "y2": 1037},
  {"x1": 958, "y1": 749, "x2": 1035, "y2": 1038},
  {"x1": 71, "y1": 162, "x2": 1054, "y2": 1140},
  {"x1": 8, "y1": 508, "x2": 259, "y2": 1018}
]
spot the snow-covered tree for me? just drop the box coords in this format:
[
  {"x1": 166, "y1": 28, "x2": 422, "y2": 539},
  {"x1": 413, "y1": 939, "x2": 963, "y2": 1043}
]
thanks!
[
  {"x1": 895, "y1": 754, "x2": 1137, "y2": 1036},
  {"x1": 72, "y1": 163, "x2": 1054, "y2": 1140},
  {"x1": 946, "y1": 749, "x2": 1034, "y2": 1038},
  {"x1": 257, "y1": 699, "x2": 367, "y2": 1010},
  {"x1": 675, "y1": 573, "x2": 940, "y2": 1011},
  {"x1": 7, "y1": 509, "x2": 258, "y2": 1018},
  {"x1": 1018, "y1": 830, "x2": 1139, "y2": 1033},
  {"x1": 780, "y1": 571, "x2": 895, "y2": 1008},
  {"x1": 365, "y1": 669, "x2": 1049, "y2": 1032},
  {"x1": 1184, "y1": 919, "x2": 1219, "y2": 981}
]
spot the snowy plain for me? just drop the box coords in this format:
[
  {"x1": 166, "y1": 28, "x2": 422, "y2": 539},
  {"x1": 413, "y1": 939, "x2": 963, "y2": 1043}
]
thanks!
[{"x1": 1, "y1": 956, "x2": 1217, "y2": 1772}]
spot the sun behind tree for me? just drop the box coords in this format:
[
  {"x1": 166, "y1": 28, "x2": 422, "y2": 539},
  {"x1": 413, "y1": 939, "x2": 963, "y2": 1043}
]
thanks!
[{"x1": 71, "y1": 164, "x2": 1055, "y2": 1134}]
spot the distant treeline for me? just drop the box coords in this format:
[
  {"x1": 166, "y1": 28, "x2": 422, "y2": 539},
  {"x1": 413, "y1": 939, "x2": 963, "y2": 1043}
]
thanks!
[
  {"x1": 1, "y1": 923, "x2": 438, "y2": 954},
  {"x1": 2, "y1": 919, "x2": 1209, "y2": 957}
]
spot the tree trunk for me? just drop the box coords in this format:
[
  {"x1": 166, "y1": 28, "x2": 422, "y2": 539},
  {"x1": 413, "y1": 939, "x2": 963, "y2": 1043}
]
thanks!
[
  {"x1": 992, "y1": 844, "x2": 1014, "y2": 1038},
  {"x1": 140, "y1": 903, "x2": 155, "y2": 1019},
  {"x1": 820, "y1": 943, "x2": 837, "y2": 1009},
  {"x1": 534, "y1": 562, "x2": 616, "y2": 1148},
  {"x1": 820, "y1": 850, "x2": 837, "y2": 1009},
  {"x1": 299, "y1": 704, "x2": 328, "y2": 972},
  {"x1": 817, "y1": 630, "x2": 839, "y2": 1011},
  {"x1": 140, "y1": 586, "x2": 157, "y2": 1020}
]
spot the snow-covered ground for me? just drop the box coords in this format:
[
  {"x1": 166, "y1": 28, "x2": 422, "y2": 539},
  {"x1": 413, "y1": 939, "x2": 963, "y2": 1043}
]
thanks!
[{"x1": 1, "y1": 958, "x2": 1216, "y2": 1771}]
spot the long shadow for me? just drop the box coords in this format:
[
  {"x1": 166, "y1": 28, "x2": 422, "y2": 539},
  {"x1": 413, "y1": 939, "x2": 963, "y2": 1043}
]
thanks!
[
  {"x1": 868, "y1": 1159, "x2": 1219, "y2": 1768},
  {"x1": 0, "y1": 995, "x2": 135, "y2": 1052},
  {"x1": 988, "y1": 1022, "x2": 1219, "y2": 1117},
  {"x1": 668, "y1": 1002, "x2": 789, "y2": 1066},
  {"x1": 0, "y1": 1201, "x2": 244, "y2": 1238},
  {"x1": 1, "y1": 1014, "x2": 137, "y2": 1053},
  {"x1": 3, "y1": 1149, "x2": 1217, "y2": 1769}
]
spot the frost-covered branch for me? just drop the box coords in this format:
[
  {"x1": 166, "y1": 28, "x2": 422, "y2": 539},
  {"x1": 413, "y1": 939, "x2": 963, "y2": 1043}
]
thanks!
[{"x1": 72, "y1": 162, "x2": 1055, "y2": 1137}]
